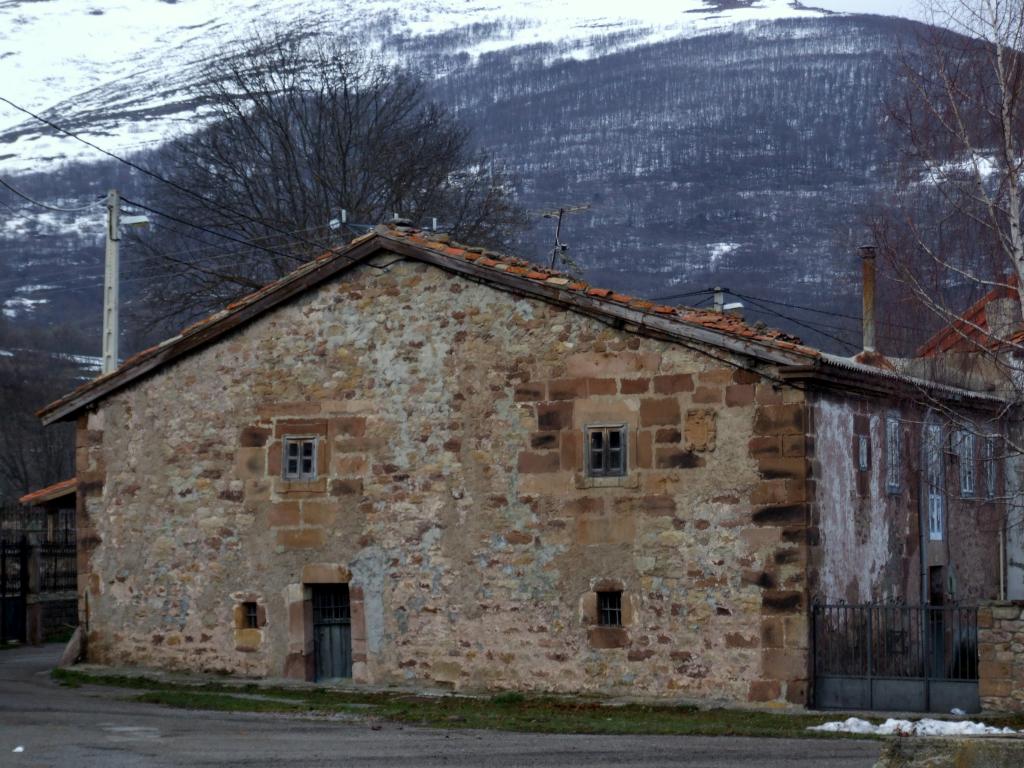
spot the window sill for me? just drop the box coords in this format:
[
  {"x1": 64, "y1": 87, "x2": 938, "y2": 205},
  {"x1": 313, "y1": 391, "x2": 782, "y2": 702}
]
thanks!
[
  {"x1": 574, "y1": 473, "x2": 640, "y2": 490},
  {"x1": 274, "y1": 477, "x2": 327, "y2": 496},
  {"x1": 587, "y1": 626, "x2": 629, "y2": 649}
]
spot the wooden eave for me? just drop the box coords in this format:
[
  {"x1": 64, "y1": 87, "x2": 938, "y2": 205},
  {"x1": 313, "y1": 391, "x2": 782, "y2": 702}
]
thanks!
[{"x1": 779, "y1": 361, "x2": 1008, "y2": 412}]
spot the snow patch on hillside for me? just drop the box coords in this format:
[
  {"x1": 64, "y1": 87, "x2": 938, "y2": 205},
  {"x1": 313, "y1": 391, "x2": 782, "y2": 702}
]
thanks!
[{"x1": 0, "y1": 1, "x2": 836, "y2": 173}]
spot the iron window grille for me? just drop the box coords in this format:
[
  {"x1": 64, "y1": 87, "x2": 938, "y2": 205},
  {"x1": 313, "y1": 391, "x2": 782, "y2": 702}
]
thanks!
[
  {"x1": 924, "y1": 423, "x2": 945, "y2": 541},
  {"x1": 857, "y1": 434, "x2": 870, "y2": 472},
  {"x1": 985, "y1": 436, "x2": 998, "y2": 500},
  {"x1": 886, "y1": 416, "x2": 900, "y2": 493},
  {"x1": 586, "y1": 425, "x2": 628, "y2": 477},
  {"x1": 243, "y1": 601, "x2": 259, "y2": 629},
  {"x1": 283, "y1": 437, "x2": 318, "y2": 481},
  {"x1": 958, "y1": 430, "x2": 976, "y2": 498},
  {"x1": 597, "y1": 590, "x2": 623, "y2": 627}
]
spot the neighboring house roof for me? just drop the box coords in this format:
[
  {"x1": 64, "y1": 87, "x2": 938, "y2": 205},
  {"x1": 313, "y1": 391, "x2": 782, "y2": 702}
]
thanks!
[
  {"x1": 916, "y1": 277, "x2": 1019, "y2": 357},
  {"x1": 36, "y1": 224, "x2": 1005, "y2": 425},
  {"x1": 19, "y1": 477, "x2": 77, "y2": 506}
]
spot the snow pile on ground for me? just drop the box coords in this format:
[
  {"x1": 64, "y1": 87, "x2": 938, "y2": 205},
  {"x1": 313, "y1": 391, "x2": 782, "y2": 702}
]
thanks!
[{"x1": 809, "y1": 717, "x2": 1019, "y2": 736}]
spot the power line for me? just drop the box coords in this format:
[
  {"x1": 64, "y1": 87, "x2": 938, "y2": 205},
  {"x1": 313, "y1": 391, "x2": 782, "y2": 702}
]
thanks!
[
  {"x1": 0, "y1": 94, "x2": 385, "y2": 272},
  {"x1": 738, "y1": 293, "x2": 861, "y2": 352},
  {"x1": 649, "y1": 288, "x2": 717, "y2": 302},
  {"x1": 120, "y1": 197, "x2": 308, "y2": 265},
  {"x1": 727, "y1": 290, "x2": 864, "y2": 322},
  {"x1": 0, "y1": 177, "x2": 103, "y2": 213}
]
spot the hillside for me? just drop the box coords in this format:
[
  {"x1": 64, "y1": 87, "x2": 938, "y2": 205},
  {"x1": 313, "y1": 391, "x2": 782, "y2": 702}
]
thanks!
[{"x1": 0, "y1": 11, "x2": 929, "y2": 359}]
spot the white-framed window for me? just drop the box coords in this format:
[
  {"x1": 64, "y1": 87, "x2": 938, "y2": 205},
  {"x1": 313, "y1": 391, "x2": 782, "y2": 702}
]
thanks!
[
  {"x1": 958, "y1": 429, "x2": 976, "y2": 498},
  {"x1": 283, "y1": 436, "x2": 318, "y2": 481},
  {"x1": 985, "y1": 435, "x2": 998, "y2": 500},
  {"x1": 885, "y1": 415, "x2": 901, "y2": 493},
  {"x1": 925, "y1": 422, "x2": 945, "y2": 540},
  {"x1": 586, "y1": 425, "x2": 628, "y2": 478},
  {"x1": 858, "y1": 434, "x2": 870, "y2": 471}
]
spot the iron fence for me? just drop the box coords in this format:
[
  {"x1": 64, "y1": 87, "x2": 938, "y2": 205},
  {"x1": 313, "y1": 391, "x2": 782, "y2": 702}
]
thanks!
[
  {"x1": 813, "y1": 603, "x2": 978, "y2": 682},
  {"x1": 0, "y1": 539, "x2": 26, "y2": 599},
  {"x1": 39, "y1": 543, "x2": 77, "y2": 592}
]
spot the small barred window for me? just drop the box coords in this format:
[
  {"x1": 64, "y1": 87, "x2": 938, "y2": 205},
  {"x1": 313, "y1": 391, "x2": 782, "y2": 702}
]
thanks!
[{"x1": 597, "y1": 591, "x2": 622, "y2": 627}]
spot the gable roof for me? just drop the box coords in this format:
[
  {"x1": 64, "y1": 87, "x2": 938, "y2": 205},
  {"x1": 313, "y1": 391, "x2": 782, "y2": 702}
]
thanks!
[
  {"x1": 916, "y1": 276, "x2": 1019, "y2": 357},
  {"x1": 37, "y1": 224, "x2": 1001, "y2": 425}
]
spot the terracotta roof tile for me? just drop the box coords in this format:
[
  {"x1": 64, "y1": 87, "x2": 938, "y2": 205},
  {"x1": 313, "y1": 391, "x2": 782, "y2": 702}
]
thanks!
[
  {"x1": 19, "y1": 477, "x2": 77, "y2": 506},
  {"x1": 38, "y1": 222, "x2": 823, "y2": 424}
]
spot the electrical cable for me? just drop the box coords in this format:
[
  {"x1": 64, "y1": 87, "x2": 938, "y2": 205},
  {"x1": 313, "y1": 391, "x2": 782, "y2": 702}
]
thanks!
[
  {"x1": 0, "y1": 177, "x2": 103, "y2": 213},
  {"x1": 734, "y1": 294, "x2": 862, "y2": 351},
  {"x1": 0, "y1": 94, "x2": 385, "y2": 271},
  {"x1": 119, "y1": 197, "x2": 308, "y2": 264},
  {"x1": 649, "y1": 288, "x2": 717, "y2": 302}
]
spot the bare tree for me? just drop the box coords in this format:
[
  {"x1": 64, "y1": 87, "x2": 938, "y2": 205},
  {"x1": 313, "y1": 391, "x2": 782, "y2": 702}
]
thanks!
[
  {"x1": 0, "y1": 354, "x2": 75, "y2": 508},
  {"x1": 131, "y1": 27, "x2": 526, "y2": 324},
  {"x1": 877, "y1": 1, "x2": 1024, "y2": 336},
  {"x1": 870, "y1": 0, "x2": 1024, "y2": 596}
]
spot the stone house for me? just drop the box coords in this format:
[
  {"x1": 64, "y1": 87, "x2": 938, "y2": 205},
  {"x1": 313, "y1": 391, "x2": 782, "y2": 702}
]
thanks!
[{"x1": 38, "y1": 225, "x2": 1008, "y2": 707}]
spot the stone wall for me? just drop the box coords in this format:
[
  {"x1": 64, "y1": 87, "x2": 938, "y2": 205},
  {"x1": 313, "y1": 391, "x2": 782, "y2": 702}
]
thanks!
[
  {"x1": 809, "y1": 395, "x2": 1002, "y2": 607},
  {"x1": 75, "y1": 255, "x2": 812, "y2": 706},
  {"x1": 978, "y1": 601, "x2": 1024, "y2": 712}
]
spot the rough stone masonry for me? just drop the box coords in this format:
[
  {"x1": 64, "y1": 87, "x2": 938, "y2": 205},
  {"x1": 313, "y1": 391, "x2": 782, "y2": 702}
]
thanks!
[{"x1": 73, "y1": 255, "x2": 815, "y2": 706}]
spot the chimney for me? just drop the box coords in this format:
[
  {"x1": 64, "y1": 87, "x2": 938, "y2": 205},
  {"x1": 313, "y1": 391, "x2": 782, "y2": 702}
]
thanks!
[{"x1": 860, "y1": 245, "x2": 877, "y2": 354}]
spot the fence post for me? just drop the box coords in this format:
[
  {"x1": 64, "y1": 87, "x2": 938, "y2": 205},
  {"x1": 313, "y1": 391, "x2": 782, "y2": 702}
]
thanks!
[
  {"x1": 24, "y1": 540, "x2": 42, "y2": 646},
  {"x1": 809, "y1": 602, "x2": 817, "y2": 709},
  {"x1": 1, "y1": 539, "x2": 7, "y2": 644},
  {"x1": 867, "y1": 605, "x2": 874, "y2": 710}
]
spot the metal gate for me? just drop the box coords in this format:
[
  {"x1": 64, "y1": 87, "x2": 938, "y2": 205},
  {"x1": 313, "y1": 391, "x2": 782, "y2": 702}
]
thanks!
[
  {"x1": 312, "y1": 584, "x2": 352, "y2": 681},
  {"x1": 0, "y1": 539, "x2": 28, "y2": 644},
  {"x1": 812, "y1": 603, "x2": 979, "y2": 713}
]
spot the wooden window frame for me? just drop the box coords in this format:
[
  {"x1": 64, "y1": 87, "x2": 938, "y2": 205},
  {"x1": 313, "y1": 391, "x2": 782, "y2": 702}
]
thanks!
[
  {"x1": 243, "y1": 601, "x2": 259, "y2": 629},
  {"x1": 283, "y1": 435, "x2": 319, "y2": 481},
  {"x1": 585, "y1": 424, "x2": 628, "y2": 478}
]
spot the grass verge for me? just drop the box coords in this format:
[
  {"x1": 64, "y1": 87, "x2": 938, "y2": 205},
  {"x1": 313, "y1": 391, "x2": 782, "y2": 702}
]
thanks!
[{"x1": 50, "y1": 668, "x2": 889, "y2": 739}]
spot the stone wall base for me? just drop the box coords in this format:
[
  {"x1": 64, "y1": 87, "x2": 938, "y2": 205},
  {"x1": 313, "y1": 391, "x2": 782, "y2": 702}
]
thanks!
[{"x1": 978, "y1": 601, "x2": 1024, "y2": 712}]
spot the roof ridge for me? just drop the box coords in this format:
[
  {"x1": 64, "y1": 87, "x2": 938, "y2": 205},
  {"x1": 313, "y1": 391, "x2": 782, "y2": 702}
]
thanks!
[{"x1": 37, "y1": 224, "x2": 822, "y2": 424}]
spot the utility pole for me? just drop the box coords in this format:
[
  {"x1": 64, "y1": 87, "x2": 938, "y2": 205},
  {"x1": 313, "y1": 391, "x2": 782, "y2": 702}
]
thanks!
[
  {"x1": 713, "y1": 287, "x2": 725, "y2": 313},
  {"x1": 541, "y1": 204, "x2": 590, "y2": 269},
  {"x1": 102, "y1": 190, "x2": 120, "y2": 375},
  {"x1": 101, "y1": 190, "x2": 149, "y2": 374}
]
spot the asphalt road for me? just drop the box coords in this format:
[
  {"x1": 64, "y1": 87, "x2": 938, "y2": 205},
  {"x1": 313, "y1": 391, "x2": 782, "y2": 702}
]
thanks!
[{"x1": 0, "y1": 645, "x2": 882, "y2": 767}]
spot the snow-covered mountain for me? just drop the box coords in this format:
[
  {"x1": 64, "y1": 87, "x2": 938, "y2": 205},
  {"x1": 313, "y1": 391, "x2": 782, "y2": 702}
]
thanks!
[
  {"x1": 0, "y1": 1, "x2": 938, "y2": 359},
  {"x1": 0, "y1": 0, "x2": 889, "y2": 174}
]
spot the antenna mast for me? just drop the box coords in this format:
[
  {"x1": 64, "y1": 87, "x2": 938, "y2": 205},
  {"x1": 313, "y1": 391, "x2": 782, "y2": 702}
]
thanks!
[{"x1": 541, "y1": 204, "x2": 590, "y2": 269}]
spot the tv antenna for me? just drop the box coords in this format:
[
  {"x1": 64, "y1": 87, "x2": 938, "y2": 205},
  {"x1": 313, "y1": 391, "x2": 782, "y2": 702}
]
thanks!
[{"x1": 541, "y1": 204, "x2": 590, "y2": 269}]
